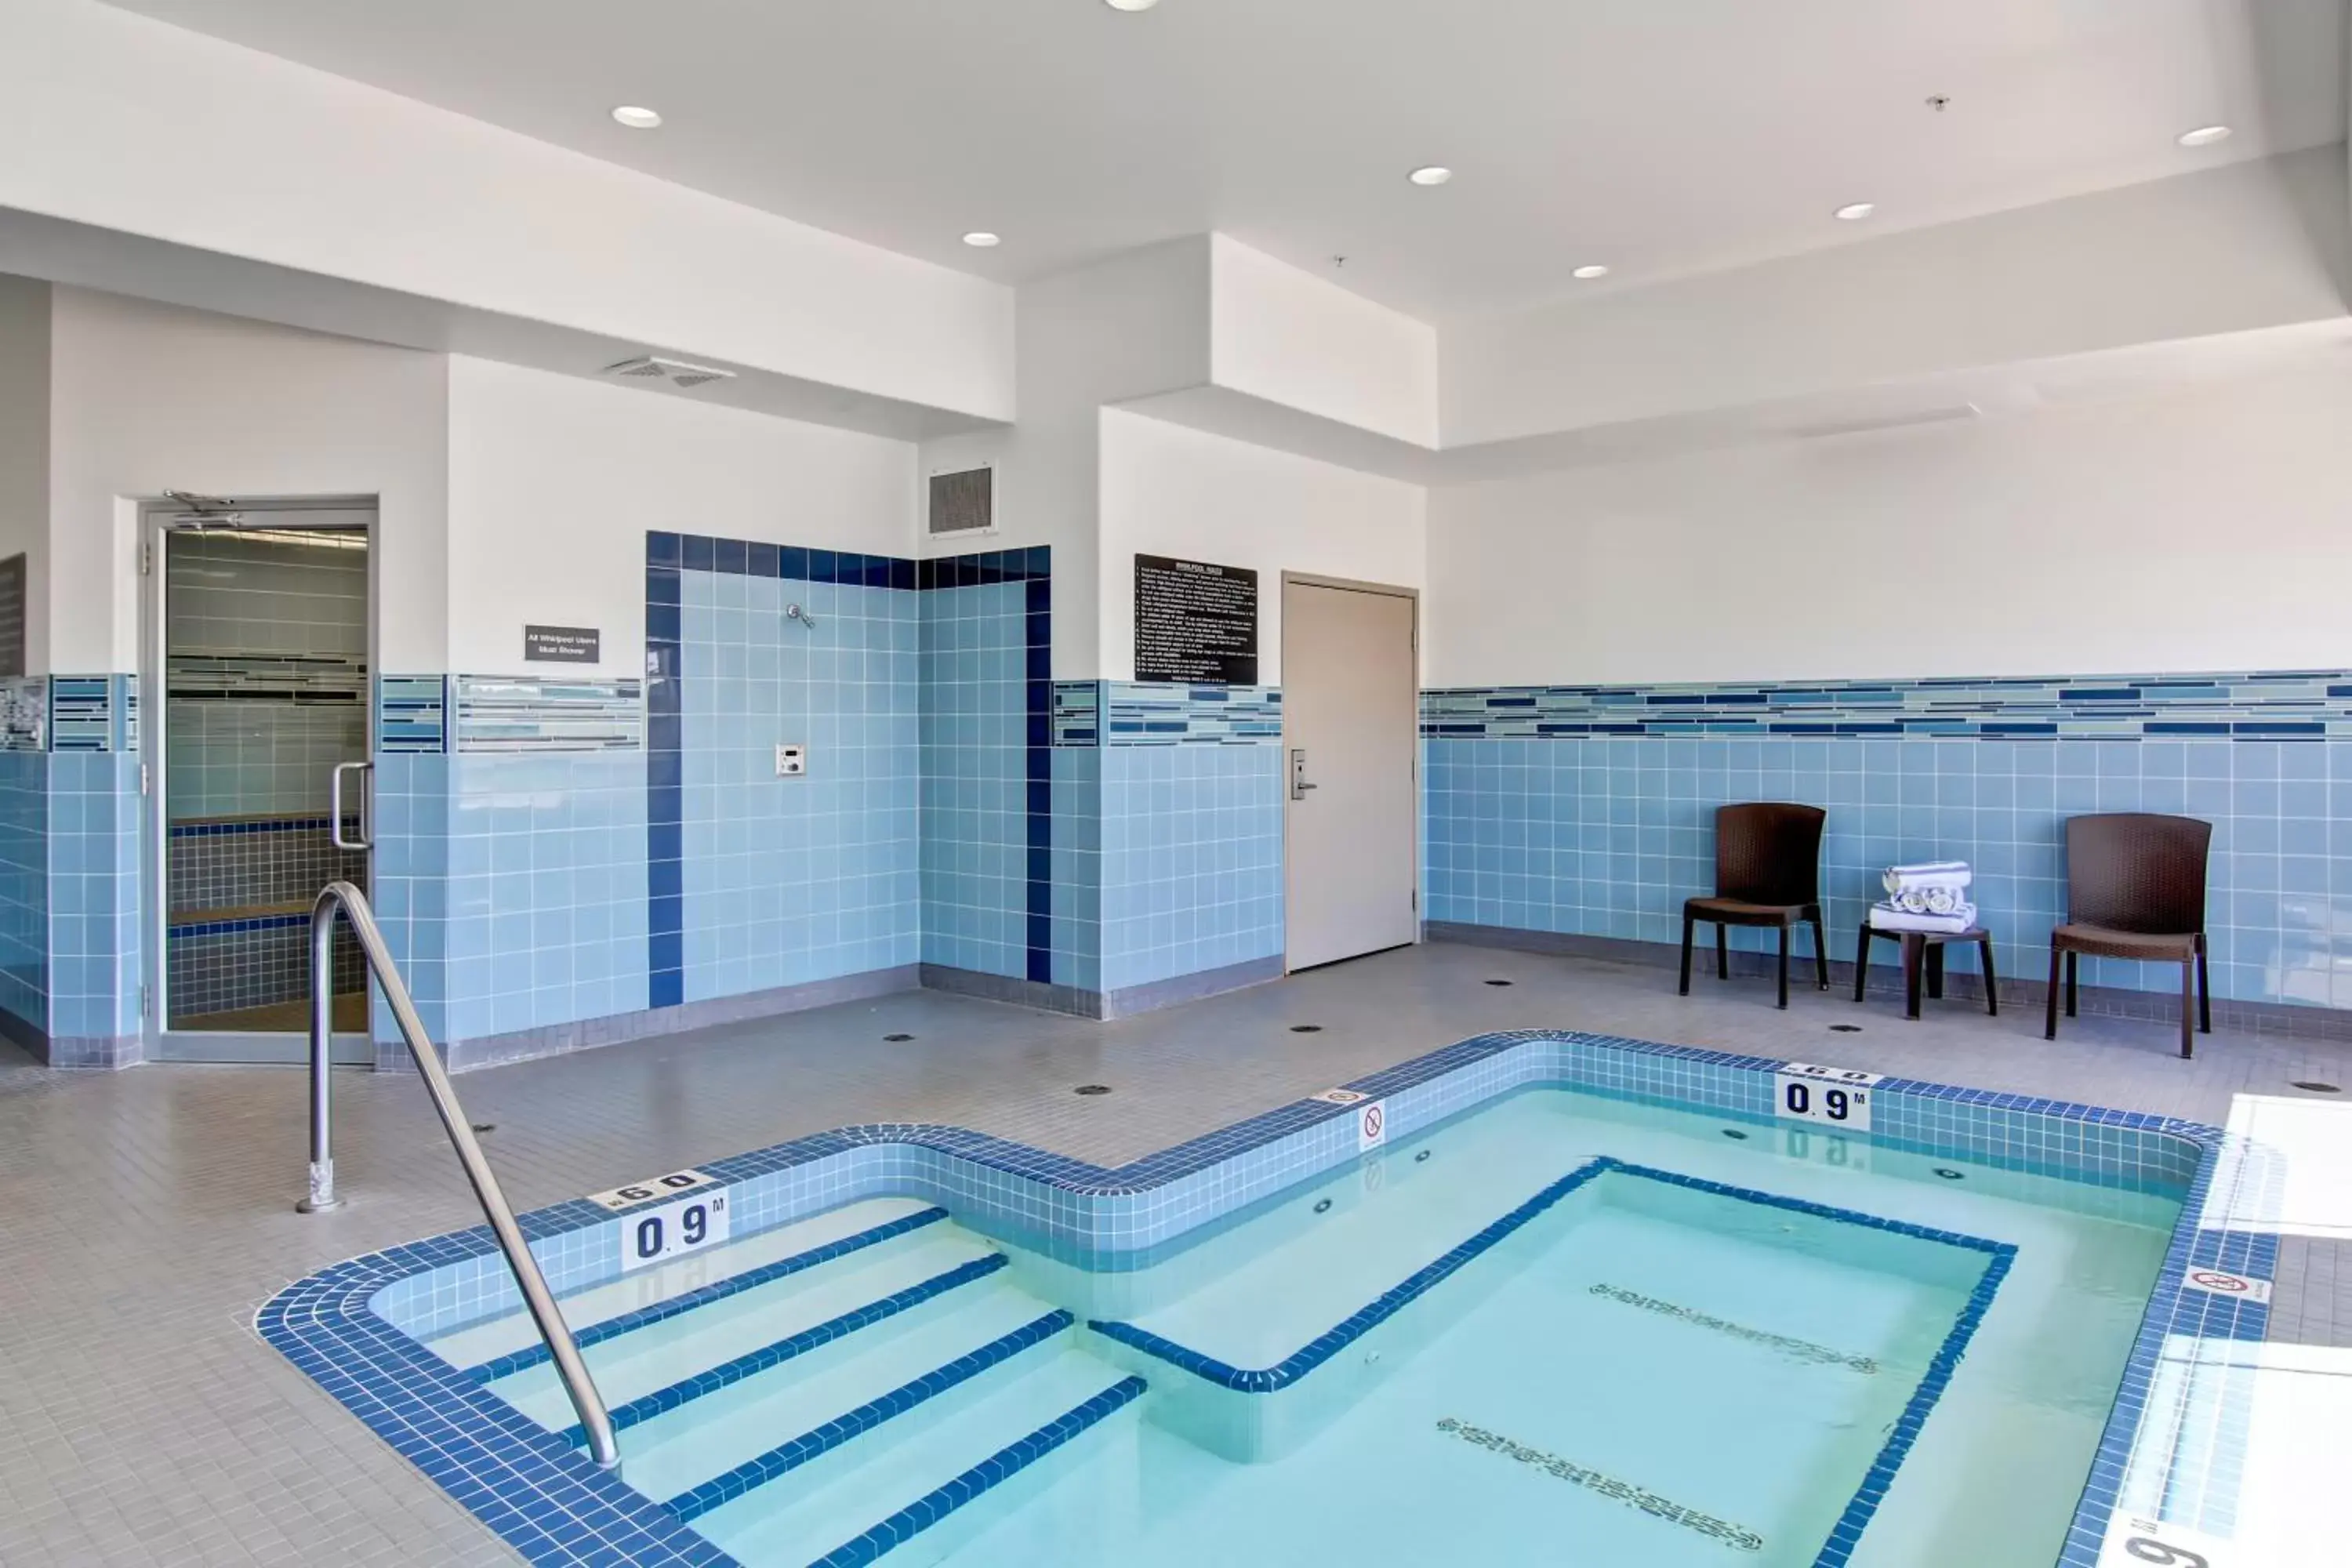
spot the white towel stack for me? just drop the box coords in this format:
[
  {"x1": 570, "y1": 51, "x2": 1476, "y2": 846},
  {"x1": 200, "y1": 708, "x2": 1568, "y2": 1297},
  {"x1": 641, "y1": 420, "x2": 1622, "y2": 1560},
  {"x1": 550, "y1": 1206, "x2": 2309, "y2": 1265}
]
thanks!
[{"x1": 1871, "y1": 862, "x2": 1977, "y2": 934}]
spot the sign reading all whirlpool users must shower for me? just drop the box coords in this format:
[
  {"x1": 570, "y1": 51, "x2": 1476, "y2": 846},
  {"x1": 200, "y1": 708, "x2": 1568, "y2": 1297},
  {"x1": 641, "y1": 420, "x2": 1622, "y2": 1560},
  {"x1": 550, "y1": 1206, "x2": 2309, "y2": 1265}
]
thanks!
[
  {"x1": 1773, "y1": 1062, "x2": 1879, "y2": 1132},
  {"x1": 524, "y1": 624, "x2": 601, "y2": 663},
  {"x1": 1134, "y1": 554, "x2": 1258, "y2": 684}
]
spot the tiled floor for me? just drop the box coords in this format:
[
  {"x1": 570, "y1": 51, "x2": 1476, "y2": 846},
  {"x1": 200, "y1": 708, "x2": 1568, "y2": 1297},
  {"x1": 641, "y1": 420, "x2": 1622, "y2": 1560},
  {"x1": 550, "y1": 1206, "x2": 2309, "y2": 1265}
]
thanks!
[{"x1": 2, "y1": 939, "x2": 2347, "y2": 1566}]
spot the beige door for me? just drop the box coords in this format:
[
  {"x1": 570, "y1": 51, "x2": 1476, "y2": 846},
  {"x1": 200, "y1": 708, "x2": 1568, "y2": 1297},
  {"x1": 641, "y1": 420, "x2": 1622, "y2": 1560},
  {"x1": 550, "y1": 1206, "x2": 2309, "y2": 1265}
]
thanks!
[{"x1": 1283, "y1": 577, "x2": 1418, "y2": 971}]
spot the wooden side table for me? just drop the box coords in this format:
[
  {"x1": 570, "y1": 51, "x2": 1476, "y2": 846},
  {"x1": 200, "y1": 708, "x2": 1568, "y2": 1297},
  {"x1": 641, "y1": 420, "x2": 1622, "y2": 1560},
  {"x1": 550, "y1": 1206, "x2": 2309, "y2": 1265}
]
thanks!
[{"x1": 1853, "y1": 922, "x2": 1998, "y2": 1020}]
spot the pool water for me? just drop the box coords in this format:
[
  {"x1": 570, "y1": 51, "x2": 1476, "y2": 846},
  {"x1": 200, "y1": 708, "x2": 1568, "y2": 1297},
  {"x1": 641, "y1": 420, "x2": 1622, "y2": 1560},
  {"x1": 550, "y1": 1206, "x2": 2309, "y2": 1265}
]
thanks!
[{"x1": 426, "y1": 1088, "x2": 2176, "y2": 1568}]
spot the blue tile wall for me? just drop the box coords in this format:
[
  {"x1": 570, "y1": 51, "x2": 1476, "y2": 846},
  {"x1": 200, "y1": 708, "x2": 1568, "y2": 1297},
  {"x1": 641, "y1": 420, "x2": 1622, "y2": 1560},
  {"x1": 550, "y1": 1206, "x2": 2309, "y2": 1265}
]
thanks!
[
  {"x1": 445, "y1": 751, "x2": 648, "y2": 1040},
  {"x1": 372, "y1": 750, "x2": 451, "y2": 1043},
  {"x1": 677, "y1": 561, "x2": 917, "y2": 1001},
  {"x1": 1425, "y1": 731, "x2": 2352, "y2": 1007},
  {"x1": 1099, "y1": 741, "x2": 1283, "y2": 992},
  {"x1": 920, "y1": 579, "x2": 1043, "y2": 982},
  {"x1": 0, "y1": 749, "x2": 47, "y2": 1038},
  {"x1": 47, "y1": 751, "x2": 140, "y2": 1042},
  {"x1": 1049, "y1": 745, "x2": 1102, "y2": 991}
]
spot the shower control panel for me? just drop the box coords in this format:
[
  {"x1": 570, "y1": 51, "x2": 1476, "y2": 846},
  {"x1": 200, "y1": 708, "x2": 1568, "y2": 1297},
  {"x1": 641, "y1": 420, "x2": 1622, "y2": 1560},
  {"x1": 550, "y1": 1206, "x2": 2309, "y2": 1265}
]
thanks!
[{"x1": 775, "y1": 743, "x2": 808, "y2": 777}]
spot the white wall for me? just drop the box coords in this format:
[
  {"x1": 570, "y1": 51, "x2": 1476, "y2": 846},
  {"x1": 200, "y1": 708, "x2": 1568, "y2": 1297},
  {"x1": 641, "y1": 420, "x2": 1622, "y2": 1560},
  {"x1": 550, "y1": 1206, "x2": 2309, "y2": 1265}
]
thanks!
[
  {"x1": 1210, "y1": 237, "x2": 1439, "y2": 448},
  {"x1": 446, "y1": 356, "x2": 916, "y2": 678},
  {"x1": 921, "y1": 239, "x2": 1214, "y2": 679},
  {"x1": 46, "y1": 286, "x2": 449, "y2": 673},
  {"x1": 1443, "y1": 148, "x2": 2352, "y2": 447},
  {"x1": 3, "y1": 0, "x2": 1013, "y2": 423},
  {"x1": 1425, "y1": 362, "x2": 2352, "y2": 688},
  {"x1": 1098, "y1": 408, "x2": 1428, "y2": 684},
  {"x1": 0, "y1": 276, "x2": 49, "y2": 673}
]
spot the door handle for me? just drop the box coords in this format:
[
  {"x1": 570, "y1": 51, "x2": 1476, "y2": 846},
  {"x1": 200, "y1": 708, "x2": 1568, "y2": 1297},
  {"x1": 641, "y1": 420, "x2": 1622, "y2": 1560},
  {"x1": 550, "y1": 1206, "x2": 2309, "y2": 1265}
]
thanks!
[
  {"x1": 1290, "y1": 748, "x2": 1317, "y2": 800},
  {"x1": 331, "y1": 761, "x2": 374, "y2": 851}
]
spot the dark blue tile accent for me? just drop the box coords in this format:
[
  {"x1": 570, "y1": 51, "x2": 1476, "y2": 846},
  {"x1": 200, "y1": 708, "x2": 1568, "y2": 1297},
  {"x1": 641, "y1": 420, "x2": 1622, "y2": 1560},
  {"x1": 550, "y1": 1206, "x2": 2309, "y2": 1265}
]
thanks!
[
  {"x1": 570, "y1": 1255, "x2": 1014, "y2": 1451},
  {"x1": 665, "y1": 1304, "x2": 1069, "y2": 1523},
  {"x1": 647, "y1": 531, "x2": 681, "y2": 567},
  {"x1": 1815, "y1": 1245, "x2": 2015, "y2": 1567},
  {"x1": 474, "y1": 1207, "x2": 950, "y2": 1384},
  {"x1": 681, "y1": 534, "x2": 713, "y2": 573},
  {"x1": 747, "y1": 541, "x2": 777, "y2": 579},
  {"x1": 168, "y1": 815, "x2": 332, "y2": 839},
  {"x1": 713, "y1": 537, "x2": 747, "y2": 575},
  {"x1": 779, "y1": 545, "x2": 809, "y2": 583},
  {"x1": 645, "y1": 531, "x2": 687, "y2": 1012},
  {"x1": 807, "y1": 1374, "x2": 1146, "y2": 1566},
  {"x1": 647, "y1": 566, "x2": 681, "y2": 606},
  {"x1": 169, "y1": 912, "x2": 310, "y2": 937}
]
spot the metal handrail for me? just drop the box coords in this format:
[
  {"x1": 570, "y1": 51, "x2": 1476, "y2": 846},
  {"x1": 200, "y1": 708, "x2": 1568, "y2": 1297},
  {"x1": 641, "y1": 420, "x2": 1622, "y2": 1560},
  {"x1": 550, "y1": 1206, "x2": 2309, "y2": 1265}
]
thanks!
[{"x1": 299, "y1": 881, "x2": 620, "y2": 1469}]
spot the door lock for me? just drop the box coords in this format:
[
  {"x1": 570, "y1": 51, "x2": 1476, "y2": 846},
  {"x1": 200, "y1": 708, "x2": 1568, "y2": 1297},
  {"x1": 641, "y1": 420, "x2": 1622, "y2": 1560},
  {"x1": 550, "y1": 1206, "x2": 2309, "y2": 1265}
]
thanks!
[{"x1": 1290, "y1": 748, "x2": 1317, "y2": 800}]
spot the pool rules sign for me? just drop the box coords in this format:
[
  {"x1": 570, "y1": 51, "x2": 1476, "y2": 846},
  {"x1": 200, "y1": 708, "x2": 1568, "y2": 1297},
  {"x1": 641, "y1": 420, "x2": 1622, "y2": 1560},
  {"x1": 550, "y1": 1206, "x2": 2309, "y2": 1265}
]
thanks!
[{"x1": 1134, "y1": 554, "x2": 1258, "y2": 684}]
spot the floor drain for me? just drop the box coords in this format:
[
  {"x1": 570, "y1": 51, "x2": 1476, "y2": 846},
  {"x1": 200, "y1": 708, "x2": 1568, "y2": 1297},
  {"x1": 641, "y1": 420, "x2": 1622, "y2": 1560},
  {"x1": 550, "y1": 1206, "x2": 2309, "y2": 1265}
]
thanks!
[
  {"x1": 1290, "y1": 1024, "x2": 1323, "y2": 1033},
  {"x1": 1073, "y1": 1084, "x2": 1112, "y2": 1097},
  {"x1": 1934, "y1": 1168, "x2": 1964, "y2": 1181},
  {"x1": 1829, "y1": 1024, "x2": 1863, "y2": 1033},
  {"x1": 1484, "y1": 979, "x2": 1514, "y2": 987},
  {"x1": 470, "y1": 1123, "x2": 495, "y2": 1134},
  {"x1": 2291, "y1": 1080, "x2": 2342, "y2": 1094},
  {"x1": 883, "y1": 1033, "x2": 915, "y2": 1042},
  {"x1": 1721, "y1": 1128, "x2": 1749, "y2": 1141}
]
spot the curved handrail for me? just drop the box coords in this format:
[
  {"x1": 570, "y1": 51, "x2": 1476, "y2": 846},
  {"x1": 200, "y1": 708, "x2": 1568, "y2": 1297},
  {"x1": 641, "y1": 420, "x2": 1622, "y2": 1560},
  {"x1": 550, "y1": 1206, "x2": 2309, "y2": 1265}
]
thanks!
[{"x1": 299, "y1": 881, "x2": 620, "y2": 1469}]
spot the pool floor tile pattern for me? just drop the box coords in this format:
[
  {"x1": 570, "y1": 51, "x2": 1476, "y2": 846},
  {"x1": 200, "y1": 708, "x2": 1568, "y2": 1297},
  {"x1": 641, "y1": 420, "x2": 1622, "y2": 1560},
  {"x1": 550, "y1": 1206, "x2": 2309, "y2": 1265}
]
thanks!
[{"x1": 2, "y1": 941, "x2": 2349, "y2": 1566}]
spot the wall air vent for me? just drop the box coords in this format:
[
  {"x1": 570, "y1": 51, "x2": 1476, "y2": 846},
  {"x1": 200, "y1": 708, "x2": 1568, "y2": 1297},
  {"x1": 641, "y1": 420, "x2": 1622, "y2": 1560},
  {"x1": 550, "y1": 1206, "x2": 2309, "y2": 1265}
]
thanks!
[
  {"x1": 602, "y1": 355, "x2": 738, "y2": 390},
  {"x1": 928, "y1": 463, "x2": 996, "y2": 538}
]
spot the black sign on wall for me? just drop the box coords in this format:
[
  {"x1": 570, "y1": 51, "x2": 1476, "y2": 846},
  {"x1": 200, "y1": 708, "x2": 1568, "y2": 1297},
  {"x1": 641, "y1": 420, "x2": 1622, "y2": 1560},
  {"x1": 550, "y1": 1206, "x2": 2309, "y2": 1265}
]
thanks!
[
  {"x1": 1134, "y1": 554, "x2": 1258, "y2": 684},
  {"x1": 524, "y1": 624, "x2": 601, "y2": 664},
  {"x1": 0, "y1": 555, "x2": 22, "y2": 679}
]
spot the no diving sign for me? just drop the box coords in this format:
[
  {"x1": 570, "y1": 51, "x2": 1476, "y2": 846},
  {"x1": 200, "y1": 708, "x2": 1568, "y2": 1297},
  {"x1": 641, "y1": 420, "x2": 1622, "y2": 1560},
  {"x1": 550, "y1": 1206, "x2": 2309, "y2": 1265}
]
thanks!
[
  {"x1": 2181, "y1": 1268, "x2": 2273, "y2": 1305},
  {"x1": 1357, "y1": 1100, "x2": 1387, "y2": 1152}
]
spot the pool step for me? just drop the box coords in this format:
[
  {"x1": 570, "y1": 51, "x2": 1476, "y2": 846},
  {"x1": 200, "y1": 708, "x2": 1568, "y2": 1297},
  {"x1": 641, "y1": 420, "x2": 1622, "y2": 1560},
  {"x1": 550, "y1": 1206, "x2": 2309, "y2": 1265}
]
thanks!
[
  {"x1": 616, "y1": 1275, "x2": 1076, "y2": 1503},
  {"x1": 484, "y1": 1229, "x2": 1004, "y2": 1432},
  {"x1": 426, "y1": 1196, "x2": 946, "y2": 1376},
  {"x1": 688, "y1": 1343, "x2": 1144, "y2": 1568}
]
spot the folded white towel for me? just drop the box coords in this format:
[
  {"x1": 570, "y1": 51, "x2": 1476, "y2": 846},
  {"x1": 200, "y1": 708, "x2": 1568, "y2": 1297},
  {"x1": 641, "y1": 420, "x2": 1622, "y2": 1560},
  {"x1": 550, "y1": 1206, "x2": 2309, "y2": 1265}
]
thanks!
[
  {"x1": 1869, "y1": 902, "x2": 1978, "y2": 935},
  {"x1": 1893, "y1": 884, "x2": 1965, "y2": 915},
  {"x1": 1882, "y1": 861, "x2": 1973, "y2": 896}
]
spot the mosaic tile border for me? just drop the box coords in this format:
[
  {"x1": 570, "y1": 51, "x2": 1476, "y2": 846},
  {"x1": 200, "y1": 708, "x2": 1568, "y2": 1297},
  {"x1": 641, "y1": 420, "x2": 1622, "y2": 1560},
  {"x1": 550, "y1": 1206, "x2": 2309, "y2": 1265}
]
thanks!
[
  {"x1": 0, "y1": 676, "x2": 45, "y2": 751},
  {"x1": 378, "y1": 674, "x2": 449, "y2": 755},
  {"x1": 453, "y1": 675, "x2": 643, "y2": 753},
  {"x1": 1425, "y1": 669, "x2": 2352, "y2": 740},
  {"x1": 47, "y1": 675, "x2": 113, "y2": 752},
  {"x1": 1099, "y1": 681, "x2": 1283, "y2": 746},
  {"x1": 261, "y1": 1030, "x2": 2241, "y2": 1568}
]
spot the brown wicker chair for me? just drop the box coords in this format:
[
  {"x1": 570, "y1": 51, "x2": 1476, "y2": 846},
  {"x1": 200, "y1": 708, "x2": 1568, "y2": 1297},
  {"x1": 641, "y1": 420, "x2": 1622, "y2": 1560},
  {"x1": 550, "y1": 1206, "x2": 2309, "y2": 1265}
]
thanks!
[
  {"x1": 1679, "y1": 803, "x2": 1829, "y2": 1010},
  {"x1": 2045, "y1": 812, "x2": 2212, "y2": 1058}
]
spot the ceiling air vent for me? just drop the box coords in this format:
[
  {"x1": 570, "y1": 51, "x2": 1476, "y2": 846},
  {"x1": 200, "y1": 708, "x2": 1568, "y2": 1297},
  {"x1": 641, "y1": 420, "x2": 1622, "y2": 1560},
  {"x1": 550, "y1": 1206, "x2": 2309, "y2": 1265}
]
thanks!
[
  {"x1": 602, "y1": 355, "x2": 738, "y2": 390},
  {"x1": 928, "y1": 463, "x2": 996, "y2": 538}
]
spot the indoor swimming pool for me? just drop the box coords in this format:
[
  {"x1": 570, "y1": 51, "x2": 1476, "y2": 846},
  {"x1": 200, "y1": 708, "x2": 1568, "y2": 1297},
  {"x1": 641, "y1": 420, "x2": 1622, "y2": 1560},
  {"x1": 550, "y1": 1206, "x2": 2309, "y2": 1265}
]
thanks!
[{"x1": 260, "y1": 1031, "x2": 2239, "y2": 1568}]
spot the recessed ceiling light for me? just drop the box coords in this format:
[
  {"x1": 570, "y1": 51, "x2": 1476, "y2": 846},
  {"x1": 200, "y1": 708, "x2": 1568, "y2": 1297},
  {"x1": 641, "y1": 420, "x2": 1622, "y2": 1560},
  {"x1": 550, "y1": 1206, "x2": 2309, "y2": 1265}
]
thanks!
[
  {"x1": 1571, "y1": 264, "x2": 1610, "y2": 281},
  {"x1": 962, "y1": 231, "x2": 1002, "y2": 249},
  {"x1": 1833, "y1": 201, "x2": 1877, "y2": 222},
  {"x1": 1103, "y1": 0, "x2": 1160, "y2": 9},
  {"x1": 2176, "y1": 125, "x2": 2232, "y2": 148},
  {"x1": 610, "y1": 105, "x2": 662, "y2": 130},
  {"x1": 1408, "y1": 165, "x2": 1454, "y2": 187}
]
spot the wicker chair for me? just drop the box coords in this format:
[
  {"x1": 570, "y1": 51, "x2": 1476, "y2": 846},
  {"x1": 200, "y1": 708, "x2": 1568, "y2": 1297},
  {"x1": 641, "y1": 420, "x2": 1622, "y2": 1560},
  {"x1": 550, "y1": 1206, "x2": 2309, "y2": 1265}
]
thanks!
[
  {"x1": 1679, "y1": 803, "x2": 1829, "y2": 1010},
  {"x1": 2045, "y1": 813, "x2": 2212, "y2": 1058}
]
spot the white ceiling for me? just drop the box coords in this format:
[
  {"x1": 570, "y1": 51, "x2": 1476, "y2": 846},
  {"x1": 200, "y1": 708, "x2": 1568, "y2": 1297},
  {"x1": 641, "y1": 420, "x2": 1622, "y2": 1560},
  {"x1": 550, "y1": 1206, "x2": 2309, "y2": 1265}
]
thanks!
[{"x1": 98, "y1": 0, "x2": 2348, "y2": 322}]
